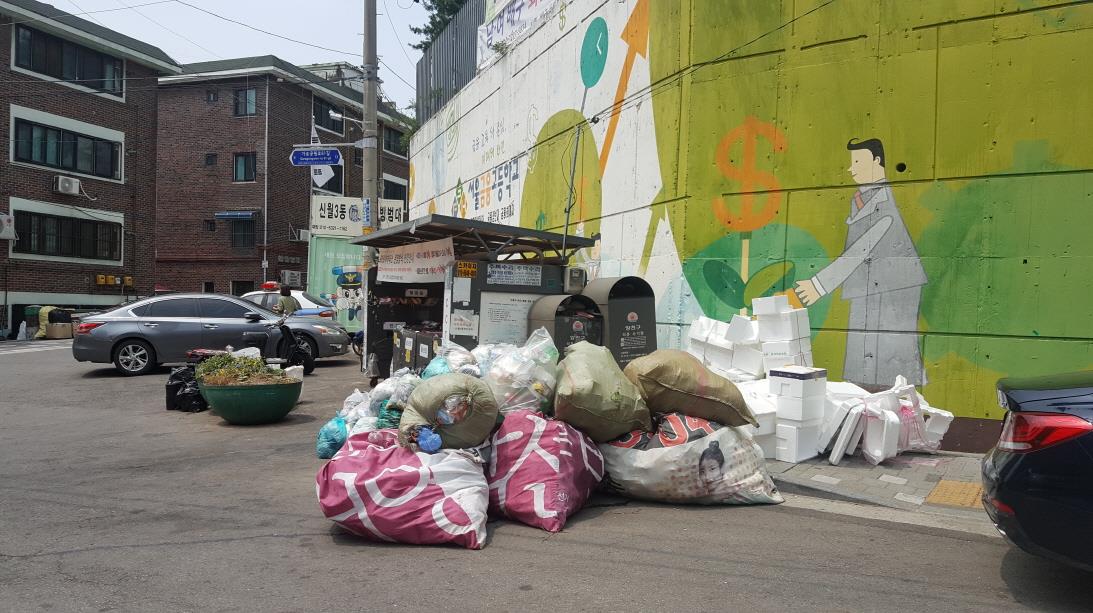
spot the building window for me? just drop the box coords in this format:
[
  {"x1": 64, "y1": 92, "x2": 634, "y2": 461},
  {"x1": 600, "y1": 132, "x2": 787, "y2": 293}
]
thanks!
[
  {"x1": 230, "y1": 219, "x2": 256, "y2": 248},
  {"x1": 14, "y1": 25, "x2": 124, "y2": 95},
  {"x1": 13, "y1": 119, "x2": 121, "y2": 180},
  {"x1": 313, "y1": 97, "x2": 343, "y2": 133},
  {"x1": 206, "y1": 89, "x2": 218, "y2": 103},
  {"x1": 204, "y1": 153, "x2": 217, "y2": 166},
  {"x1": 383, "y1": 126, "x2": 406, "y2": 156},
  {"x1": 202, "y1": 281, "x2": 215, "y2": 293},
  {"x1": 231, "y1": 280, "x2": 255, "y2": 296},
  {"x1": 354, "y1": 148, "x2": 363, "y2": 166},
  {"x1": 203, "y1": 219, "x2": 216, "y2": 232},
  {"x1": 233, "y1": 88, "x2": 257, "y2": 116},
  {"x1": 13, "y1": 210, "x2": 121, "y2": 261},
  {"x1": 383, "y1": 179, "x2": 407, "y2": 202},
  {"x1": 233, "y1": 153, "x2": 256, "y2": 182}
]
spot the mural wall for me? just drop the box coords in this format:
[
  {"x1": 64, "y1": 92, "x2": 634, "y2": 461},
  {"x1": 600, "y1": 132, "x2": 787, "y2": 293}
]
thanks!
[{"x1": 408, "y1": 0, "x2": 1093, "y2": 421}]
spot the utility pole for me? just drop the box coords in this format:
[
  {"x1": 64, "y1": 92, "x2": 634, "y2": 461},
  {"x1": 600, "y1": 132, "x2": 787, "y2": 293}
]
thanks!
[{"x1": 362, "y1": 0, "x2": 379, "y2": 230}]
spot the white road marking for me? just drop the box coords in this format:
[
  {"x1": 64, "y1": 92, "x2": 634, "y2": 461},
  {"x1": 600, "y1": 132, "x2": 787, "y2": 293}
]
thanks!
[
  {"x1": 779, "y1": 493, "x2": 1000, "y2": 538},
  {"x1": 0, "y1": 341, "x2": 73, "y2": 356}
]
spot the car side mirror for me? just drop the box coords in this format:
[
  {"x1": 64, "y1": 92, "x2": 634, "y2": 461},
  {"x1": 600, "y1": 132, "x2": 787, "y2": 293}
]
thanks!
[{"x1": 243, "y1": 312, "x2": 262, "y2": 321}]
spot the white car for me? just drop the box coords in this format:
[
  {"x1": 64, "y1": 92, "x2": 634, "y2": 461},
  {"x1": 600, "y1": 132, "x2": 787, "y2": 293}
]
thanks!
[{"x1": 242, "y1": 289, "x2": 336, "y2": 318}]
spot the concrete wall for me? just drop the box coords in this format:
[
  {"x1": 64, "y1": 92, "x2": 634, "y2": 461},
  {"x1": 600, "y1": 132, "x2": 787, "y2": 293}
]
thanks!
[{"x1": 408, "y1": 0, "x2": 1093, "y2": 422}]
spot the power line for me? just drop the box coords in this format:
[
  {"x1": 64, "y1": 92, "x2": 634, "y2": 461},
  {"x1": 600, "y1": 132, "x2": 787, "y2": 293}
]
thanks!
[
  {"x1": 112, "y1": 0, "x2": 222, "y2": 60},
  {"x1": 6, "y1": 0, "x2": 175, "y2": 27},
  {"x1": 65, "y1": 0, "x2": 106, "y2": 26},
  {"x1": 381, "y1": 0, "x2": 416, "y2": 66}
]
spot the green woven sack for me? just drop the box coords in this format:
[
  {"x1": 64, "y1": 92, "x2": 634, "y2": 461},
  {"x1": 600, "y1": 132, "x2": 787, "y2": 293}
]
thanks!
[
  {"x1": 554, "y1": 342, "x2": 652, "y2": 443},
  {"x1": 399, "y1": 373, "x2": 498, "y2": 449}
]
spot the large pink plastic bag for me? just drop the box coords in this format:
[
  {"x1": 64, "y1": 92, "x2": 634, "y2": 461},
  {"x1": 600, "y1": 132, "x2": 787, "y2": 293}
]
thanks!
[
  {"x1": 316, "y1": 429, "x2": 489, "y2": 549},
  {"x1": 487, "y1": 410, "x2": 605, "y2": 533}
]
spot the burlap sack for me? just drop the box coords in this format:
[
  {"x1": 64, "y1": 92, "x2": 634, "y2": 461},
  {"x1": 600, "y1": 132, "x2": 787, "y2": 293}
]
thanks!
[
  {"x1": 554, "y1": 342, "x2": 652, "y2": 443},
  {"x1": 400, "y1": 373, "x2": 499, "y2": 449},
  {"x1": 623, "y1": 350, "x2": 757, "y2": 427}
]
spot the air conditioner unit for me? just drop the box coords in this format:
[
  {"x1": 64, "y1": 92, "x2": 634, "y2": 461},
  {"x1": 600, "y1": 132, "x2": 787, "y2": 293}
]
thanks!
[
  {"x1": 280, "y1": 270, "x2": 303, "y2": 287},
  {"x1": 53, "y1": 176, "x2": 81, "y2": 196},
  {"x1": 295, "y1": 229, "x2": 311, "y2": 242}
]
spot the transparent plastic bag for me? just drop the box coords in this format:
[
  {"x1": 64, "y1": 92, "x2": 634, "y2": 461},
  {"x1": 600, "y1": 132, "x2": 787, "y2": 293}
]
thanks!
[
  {"x1": 437, "y1": 344, "x2": 476, "y2": 370},
  {"x1": 341, "y1": 389, "x2": 367, "y2": 415},
  {"x1": 471, "y1": 343, "x2": 516, "y2": 374},
  {"x1": 437, "y1": 394, "x2": 472, "y2": 425}
]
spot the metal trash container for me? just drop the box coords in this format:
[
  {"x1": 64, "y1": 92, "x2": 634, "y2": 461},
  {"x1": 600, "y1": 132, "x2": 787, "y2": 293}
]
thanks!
[
  {"x1": 581, "y1": 276, "x2": 657, "y2": 367},
  {"x1": 527, "y1": 294, "x2": 603, "y2": 355}
]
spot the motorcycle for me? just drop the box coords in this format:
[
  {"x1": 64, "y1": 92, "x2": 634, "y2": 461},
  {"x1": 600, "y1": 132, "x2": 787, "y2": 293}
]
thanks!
[{"x1": 186, "y1": 315, "x2": 316, "y2": 375}]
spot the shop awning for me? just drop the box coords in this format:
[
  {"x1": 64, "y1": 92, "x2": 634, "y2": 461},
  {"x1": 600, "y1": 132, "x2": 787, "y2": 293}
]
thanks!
[
  {"x1": 351, "y1": 214, "x2": 596, "y2": 260},
  {"x1": 213, "y1": 210, "x2": 258, "y2": 219}
]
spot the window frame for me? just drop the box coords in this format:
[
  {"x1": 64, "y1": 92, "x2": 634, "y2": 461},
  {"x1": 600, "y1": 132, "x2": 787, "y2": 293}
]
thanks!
[
  {"x1": 382, "y1": 125, "x2": 407, "y2": 157},
  {"x1": 12, "y1": 25, "x2": 125, "y2": 98},
  {"x1": 12, "y1": 209, "x2": 122, "y2": 263},
  {"x1": 233, "y1": 87, "x2": 257, "y2": 117},
  {"x1": 204, "y1": 153, "x2": 218, "y2": 167},
  {"x1": 232, "y1": 152, "x2": 257, "y2": 183},
  {"x1": 205, "y1": 89, "x2": 218, "y2": 103},
  {"x1": 13, "y1": 118, "x2": 122, "y2": 180},
  {"x1": 230, "y1": 218, "x2": 256, "y2": 249},
  {"x1": 313, "y1": 97, "x2": 344, "y2": 135},
  {"x1": 203, "y1": 219, "x2": 216, "y2": 232},
  {"x1": 311, "y1": 163, "x2": 344, "y2": 196}
]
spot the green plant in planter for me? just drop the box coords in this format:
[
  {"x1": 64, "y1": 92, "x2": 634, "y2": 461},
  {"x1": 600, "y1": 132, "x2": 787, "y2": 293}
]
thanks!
[{"x1": 196, "y1": 355, "x2": 294, "y2": 386}]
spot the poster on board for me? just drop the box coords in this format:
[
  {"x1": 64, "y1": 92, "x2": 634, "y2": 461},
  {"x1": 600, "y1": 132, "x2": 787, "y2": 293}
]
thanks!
[{"x1": 376, "y1": 237, "x2": 455, "y2": 283}]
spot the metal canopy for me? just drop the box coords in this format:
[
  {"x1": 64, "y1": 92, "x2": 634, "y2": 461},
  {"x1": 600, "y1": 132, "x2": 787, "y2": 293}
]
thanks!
[{"x1": 350, "y1": 214, "x2": 596, "y2": 260}]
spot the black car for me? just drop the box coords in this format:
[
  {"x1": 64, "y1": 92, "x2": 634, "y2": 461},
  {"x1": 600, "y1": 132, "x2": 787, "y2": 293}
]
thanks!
[{"x1": 982, "y1": 371, "x2": 1093, "y2": 571}]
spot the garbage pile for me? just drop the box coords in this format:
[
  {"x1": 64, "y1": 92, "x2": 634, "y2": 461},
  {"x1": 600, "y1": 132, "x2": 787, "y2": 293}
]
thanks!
[{"x1": 314, "y1": 328, "x2": 782, "y2": 549}]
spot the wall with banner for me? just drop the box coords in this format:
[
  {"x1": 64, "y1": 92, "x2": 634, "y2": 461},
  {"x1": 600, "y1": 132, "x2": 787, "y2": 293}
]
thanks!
[{"x1": 307, "y1": 235, "x2": 366, "y2": 332}]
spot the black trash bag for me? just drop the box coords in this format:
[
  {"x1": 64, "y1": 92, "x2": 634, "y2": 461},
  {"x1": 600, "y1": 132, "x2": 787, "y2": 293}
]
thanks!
[{"x1": 176, "y1": 380, "x2": 208, "y2": 413}]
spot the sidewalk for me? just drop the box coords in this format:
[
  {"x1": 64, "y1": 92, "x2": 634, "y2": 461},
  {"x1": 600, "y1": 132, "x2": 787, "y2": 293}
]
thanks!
[{"x1": 767, "y1": 451, "x2": 989, "y2": 523}]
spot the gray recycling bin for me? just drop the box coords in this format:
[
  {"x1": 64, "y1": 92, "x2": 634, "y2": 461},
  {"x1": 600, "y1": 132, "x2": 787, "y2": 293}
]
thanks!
[
  {"x1": 527, "y1": 294, "x2": 603, "y2": 355},
  {"x1": 581, "y1": 276, "x2": 657, "y2": 367}
]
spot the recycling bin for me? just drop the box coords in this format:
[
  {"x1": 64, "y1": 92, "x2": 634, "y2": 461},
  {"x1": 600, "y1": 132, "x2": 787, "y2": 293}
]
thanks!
[
  {"x1": 581, "y1": 276, "x2": 657, "y2": 367},
  {"x1": 527, "y1": 294, "x2": 603, "y2": 356}
]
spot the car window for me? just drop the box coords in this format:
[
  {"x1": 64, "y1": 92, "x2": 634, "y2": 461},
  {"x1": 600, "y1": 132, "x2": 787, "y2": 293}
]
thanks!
[
  {"x1": 130, "y1": 304, "x2": 151, "y2": 317},
  {"x1": 241, "y1": 294, "x2": 262, "y2": 306},
  {"x1": 199, "y1": 298, "x2": 253, "y2": 319},
  {"x1": 262, "y1": 294, "x2": 278, "y2": 309},
  {"x1": 302, "y1": 292, "x2": 333, "y2": 307},
  {"x1": 148, "y1": 298, "x2": 199, "y2": 318}
]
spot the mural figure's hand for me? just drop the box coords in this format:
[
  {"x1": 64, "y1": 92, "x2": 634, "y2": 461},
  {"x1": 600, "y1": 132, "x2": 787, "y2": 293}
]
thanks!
[{"x1": 795, "y1": 279, "x2": 821, "y2": 306}]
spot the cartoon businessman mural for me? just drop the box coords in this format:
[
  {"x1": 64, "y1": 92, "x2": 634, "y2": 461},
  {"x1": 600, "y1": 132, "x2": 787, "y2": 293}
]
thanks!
[{"x1": 795, "y1": 138, "x2": 927, "y2": 387}]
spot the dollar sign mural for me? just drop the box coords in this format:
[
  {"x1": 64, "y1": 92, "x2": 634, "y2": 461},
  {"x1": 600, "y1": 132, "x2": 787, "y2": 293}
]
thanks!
[{"x1": 711, "y1": 115, "x2": 788, "y2": 232}]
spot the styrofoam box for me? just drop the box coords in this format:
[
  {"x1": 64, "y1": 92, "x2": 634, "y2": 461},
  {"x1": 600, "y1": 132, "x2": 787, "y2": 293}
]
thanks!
[
  {"x1": 793, "y1": 308, "x2": 810, "y2": 335},
  {"x1": 775, "y1": 419, "x2": 822, "y2": 463},
  {"x1": 755, "y1": 433, "x2": 777, "y2": 459},
  {"x1": 802, "y1": 350, "x2": 814, "y2": 367},
  {"x1": 725, "y1": 314, "x2": 760, "y2": 343},
  {"x1": 752, "y1": 294, "x2": 790, "y2": 315},
  {"x1": 762, "y1": 338, "x2": 810, "y2": 358},
  {"x1": 731, "y1": 345, "x2": 764, "y2": 376},
  {"x1": 702, "y1": 343, "x2": 734, "y2": 370},
  {"x1": 776, "y1": 395, "x2": 825, "y2": 422},
  {"x1": 764, "y1": 353, "x2": 808, "y2": 372},
  {"x1": 862, "y1": 410, "x2": 901, "y2": 465},
  {"x1": 769, "y1": 370, "x2": 828, "y2": 399},
  {"x1": 743, "y1": 391, "x2": 778, "y2": 437},
  {"x1": 688, "y1": 316, "x2": 715, "y2": 344}
]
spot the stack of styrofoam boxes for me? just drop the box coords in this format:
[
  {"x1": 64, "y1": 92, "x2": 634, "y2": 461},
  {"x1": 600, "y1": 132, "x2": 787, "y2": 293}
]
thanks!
[
  {"x1": 753, "y1": 295, "x2": 813, "y2": 372},
  {"x1": 769, "y1": 365, "x2": 827, "y2": 463},
  {"x1": 737, "y1": 380, "x2": 778, "y2": 458},
  {"x1": 686, "y1": 315, "x2": 764, "y2": 382}
]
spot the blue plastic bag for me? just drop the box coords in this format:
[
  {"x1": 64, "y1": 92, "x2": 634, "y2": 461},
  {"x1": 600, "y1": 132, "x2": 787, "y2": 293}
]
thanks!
[
  {"x1": 421, "y1": 355, "x2": 453, "y2": 380},
  {"x1": 316, "y1": 416, "x2": 348, "y2": 459}
]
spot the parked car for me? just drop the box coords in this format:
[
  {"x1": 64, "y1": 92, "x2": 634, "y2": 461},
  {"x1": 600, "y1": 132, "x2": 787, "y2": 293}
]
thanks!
[
  {"x1": 72, "y1": 293, "x2": 350, "y2": 375},
  {"x1": 982, "y1": 370, "x2": 1093, "y2": 571},
  {"x1": 242, "y1": 288, "x2": 336, "y2": 318}
]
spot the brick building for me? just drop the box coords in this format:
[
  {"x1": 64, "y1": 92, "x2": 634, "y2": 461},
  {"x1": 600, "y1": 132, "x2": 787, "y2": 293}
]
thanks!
[
  {"x1": 155, "y1": 56, "x2": 412, "y2": 296},
  {"x1": 0, "y1": 0, "x2": 179, "y2": 336}
]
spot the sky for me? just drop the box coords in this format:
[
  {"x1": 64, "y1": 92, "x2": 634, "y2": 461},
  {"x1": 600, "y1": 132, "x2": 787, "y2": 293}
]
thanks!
[{"x1": 53, "y1": 0, "x2": 427, "y2": 113}]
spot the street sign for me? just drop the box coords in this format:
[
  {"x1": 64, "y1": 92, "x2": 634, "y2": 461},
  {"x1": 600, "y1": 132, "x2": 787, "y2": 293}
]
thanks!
[{"x1": 290, "y1": 148, "x2": 342, "y2": 166}]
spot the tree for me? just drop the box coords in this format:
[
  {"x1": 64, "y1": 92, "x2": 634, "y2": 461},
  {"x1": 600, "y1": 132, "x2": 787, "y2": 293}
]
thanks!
[{"x1": 409, "y1": 0, "x2": 469, "y2": 51}]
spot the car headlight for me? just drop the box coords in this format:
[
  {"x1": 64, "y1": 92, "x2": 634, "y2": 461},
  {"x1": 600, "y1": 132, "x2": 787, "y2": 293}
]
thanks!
[{"x1": 311, "y1": 325, "x2": 342, "y2": 336}]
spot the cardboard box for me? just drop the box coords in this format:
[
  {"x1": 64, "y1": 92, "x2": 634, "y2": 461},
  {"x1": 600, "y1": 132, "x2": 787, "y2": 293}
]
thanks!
[
  {"x1": 46, "y1": 323, "x2": 72, "y2": 339},
  {"x1": 752, "y1": 295, "x2": 789, "y2": 315},
  {"x1": 775, "y1": 395, "x2": 825, "y2": 422},
  {"x1": 775, "y1": 419, "x2": 823, "y2": 463}
]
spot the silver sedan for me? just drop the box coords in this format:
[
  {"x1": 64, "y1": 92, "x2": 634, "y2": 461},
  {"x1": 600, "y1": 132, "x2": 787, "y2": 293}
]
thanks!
[{"x1": 72, "y1": 293, "x2": 350, "y2": 375}]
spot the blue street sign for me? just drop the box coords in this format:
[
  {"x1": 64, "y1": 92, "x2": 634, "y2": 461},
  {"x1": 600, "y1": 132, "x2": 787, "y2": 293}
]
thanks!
[{"x1": 290, "y1": 148, "x2": 341, "y2": 166}]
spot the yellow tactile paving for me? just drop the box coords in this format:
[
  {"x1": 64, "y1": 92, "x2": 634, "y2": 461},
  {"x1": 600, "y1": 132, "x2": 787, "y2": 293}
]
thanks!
[{"x1": 925, "y1": 480, "x2": 984, "y2": 508}]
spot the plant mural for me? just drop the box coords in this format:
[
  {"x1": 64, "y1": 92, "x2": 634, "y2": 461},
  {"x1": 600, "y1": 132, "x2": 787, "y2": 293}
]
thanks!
[{"x1": 408, "y1": 0, "x2": 1093, "y2": 421}]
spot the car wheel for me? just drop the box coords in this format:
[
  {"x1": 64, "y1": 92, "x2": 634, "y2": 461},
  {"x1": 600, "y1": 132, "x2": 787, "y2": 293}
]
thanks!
[
  {"x1": 294, "y1": 333, "x2": 318, "y2": 375},
  {"x1": 113, "y1": 339, "x2": 156, "y2": 376}
]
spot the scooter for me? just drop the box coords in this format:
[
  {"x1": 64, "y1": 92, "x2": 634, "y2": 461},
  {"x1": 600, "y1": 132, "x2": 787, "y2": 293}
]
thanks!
[{"x1": 186, "y1": 315, "x2": 316, "y2": 375}]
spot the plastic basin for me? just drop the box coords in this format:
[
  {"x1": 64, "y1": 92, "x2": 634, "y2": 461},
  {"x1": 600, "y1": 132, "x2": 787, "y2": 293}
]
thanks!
[{"x1": 198, "y1": 381, "x2": 302, "y2": 425}]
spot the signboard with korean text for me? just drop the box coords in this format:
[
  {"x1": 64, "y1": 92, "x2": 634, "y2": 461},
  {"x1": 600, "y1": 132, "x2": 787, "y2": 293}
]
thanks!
[
  {"x1": 310, "y1": 196, "x2": 363, "y2": 238},
  {"x1": 379, "y1": 198, "x2": 405, "y2": 229},
  {"x1": 376, "y1": 237, "x2": 455, "y2": 283}
]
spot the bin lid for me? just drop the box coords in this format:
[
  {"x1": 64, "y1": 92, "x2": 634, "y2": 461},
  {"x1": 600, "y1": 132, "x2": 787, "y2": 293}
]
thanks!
[
  {"x1": 350, "y1": 214, "x2": 595, "y2": 260},
  {"x1": 528, "y1": 294, "x2": 600, "y2": 321},
  {"x1": 581, "y1": 276, "x2": 655, "y2": 304}
]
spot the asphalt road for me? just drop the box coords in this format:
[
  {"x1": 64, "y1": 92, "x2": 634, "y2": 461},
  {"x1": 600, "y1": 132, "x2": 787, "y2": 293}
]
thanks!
[{"x1": 1, "y1": 342, "x2": 1091, "y2": 612}]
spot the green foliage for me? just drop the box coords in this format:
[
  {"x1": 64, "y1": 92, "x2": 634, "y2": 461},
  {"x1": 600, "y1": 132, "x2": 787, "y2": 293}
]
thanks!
[
  {"x1": 409, "y1": 0, "x2": 469, "y2": 51},
  {"x1": 196, "y1": 354, "x2": 293, "y2": 386}
]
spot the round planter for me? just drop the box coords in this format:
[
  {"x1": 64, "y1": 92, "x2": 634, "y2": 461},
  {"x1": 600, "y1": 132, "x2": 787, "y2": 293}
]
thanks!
[{"x1": 198, "y1": 381, "x2": 302, "y2": 425}]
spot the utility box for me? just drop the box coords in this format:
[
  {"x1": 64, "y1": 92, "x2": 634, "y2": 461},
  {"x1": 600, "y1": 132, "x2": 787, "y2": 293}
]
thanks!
[
  {"x1": 581, "y1": 276, "x2": 657, "y2": 368},
  {"x1": 528, "y1": 294, "x2": 603, "y2": 356},
  {"x1": 392, "y1": 327, "x2": 415, "y2": 373},
  {"x1": 414, "y1": 330, "x2": 442, "y2": 371}
]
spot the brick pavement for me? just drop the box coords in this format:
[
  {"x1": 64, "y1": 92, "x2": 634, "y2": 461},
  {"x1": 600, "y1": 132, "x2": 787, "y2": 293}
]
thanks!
[{"x1": 767, "y1": 450, "x2": 989, "y2": 523}]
